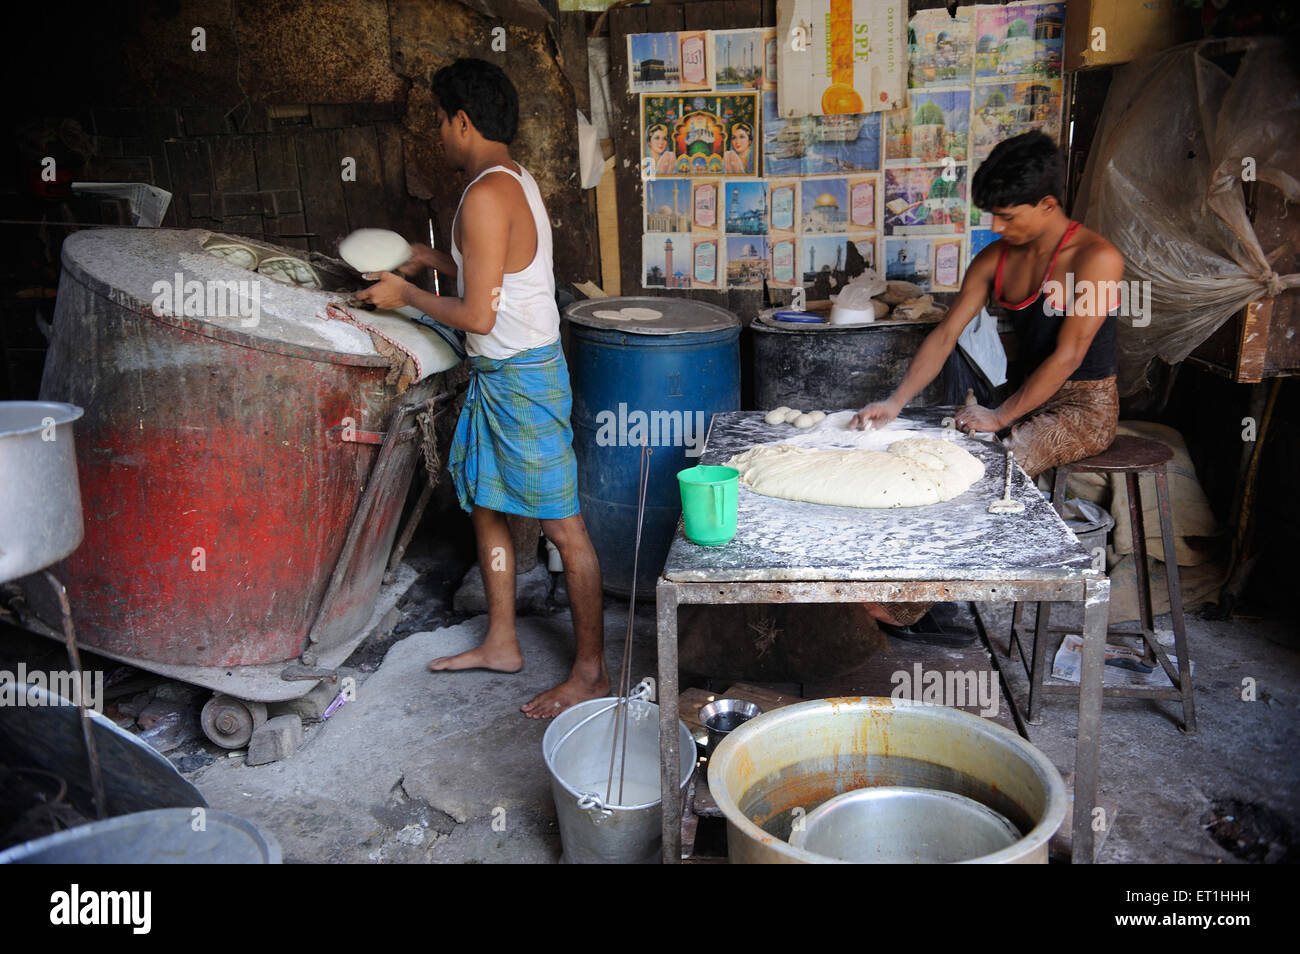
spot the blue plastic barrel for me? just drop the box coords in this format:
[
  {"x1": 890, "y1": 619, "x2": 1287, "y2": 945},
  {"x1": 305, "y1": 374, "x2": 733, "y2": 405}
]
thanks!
[{"x1": 565, "y1": 299, "x2": 740, "y2": 597}]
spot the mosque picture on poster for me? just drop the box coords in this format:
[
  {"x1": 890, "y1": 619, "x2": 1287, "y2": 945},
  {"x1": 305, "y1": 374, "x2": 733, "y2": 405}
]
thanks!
[
  {"x1": 726, "y1": 237, "x2": 769, "y2": 288},
  {"x1": 643, "y1": 234, "x2": 690, "y2": 288},
  {"x1": 645, "y1": 179, "x2": 693, "y2": 232}
]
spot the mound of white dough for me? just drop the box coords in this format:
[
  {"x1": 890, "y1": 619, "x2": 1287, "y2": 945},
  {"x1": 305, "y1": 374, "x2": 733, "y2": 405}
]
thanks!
[{"x1": 725, "y1": 437, "x2": 985, "y2": 509}]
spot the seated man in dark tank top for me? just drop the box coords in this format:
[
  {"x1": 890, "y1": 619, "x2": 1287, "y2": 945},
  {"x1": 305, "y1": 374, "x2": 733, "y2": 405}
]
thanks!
[{"x1": 850, "y1": 130, "x2": 1123, "y2": 640}]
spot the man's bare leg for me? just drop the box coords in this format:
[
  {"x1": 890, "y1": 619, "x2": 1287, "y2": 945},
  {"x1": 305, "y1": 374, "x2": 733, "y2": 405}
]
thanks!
[
  {"x1": 429, "y1": 506, "x2": 524, "y2": 672},
  {"x1": 522, "y1": 513, "x2": 610, "y2": 718}
]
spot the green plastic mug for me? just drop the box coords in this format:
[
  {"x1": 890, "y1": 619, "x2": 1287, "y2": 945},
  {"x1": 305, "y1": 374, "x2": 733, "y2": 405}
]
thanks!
[{"x1": 677, "y1": 465, "x2": 739, "y2": 547}]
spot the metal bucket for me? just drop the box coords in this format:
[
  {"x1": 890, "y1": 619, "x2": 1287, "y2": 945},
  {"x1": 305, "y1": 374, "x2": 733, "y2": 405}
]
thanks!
[
  {"x1": 543, "y1": 696, "x2": 695, "y2": 864},
  {"x1": 708, "y1": 697, "x2": 1067, "y2": 864},
  {"x1": 0, "y1": 401, "x2": 84, "y2": 584}
]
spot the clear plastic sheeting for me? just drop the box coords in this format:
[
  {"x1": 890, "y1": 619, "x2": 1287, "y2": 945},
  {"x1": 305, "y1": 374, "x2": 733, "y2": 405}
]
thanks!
[{"x1": 1073, "y1": 38, "x2": 1300, "y2": 396}]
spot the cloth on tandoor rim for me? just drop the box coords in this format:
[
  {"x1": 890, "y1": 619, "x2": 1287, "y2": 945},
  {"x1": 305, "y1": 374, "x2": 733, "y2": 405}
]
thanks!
[
  {"x1": 447, "y1": 338, "x2": 579, "y2": 520},
  {"x1": 1004, "y1": 376, "x2": 1120, "y2": 480}
]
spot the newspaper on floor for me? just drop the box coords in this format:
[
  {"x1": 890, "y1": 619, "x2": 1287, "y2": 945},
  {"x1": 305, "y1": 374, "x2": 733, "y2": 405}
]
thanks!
[{"x1": 1051, "y1": 634, "x2": 1194, "y2": 687}]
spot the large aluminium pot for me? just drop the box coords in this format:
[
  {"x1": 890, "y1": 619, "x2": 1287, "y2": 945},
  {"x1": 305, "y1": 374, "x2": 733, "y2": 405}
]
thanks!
[
  {"x1": 0, "y1": 401, "x2": 84, "y2": 584},
  {"x1": 708, "y1": 697, "x2": 1067, "y2": 864}
]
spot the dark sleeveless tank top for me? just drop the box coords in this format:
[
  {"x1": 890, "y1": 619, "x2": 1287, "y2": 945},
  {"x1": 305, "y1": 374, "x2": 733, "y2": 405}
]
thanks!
[{"x1": 994, "y1": 221, "x2": 1117, "y2": 381}]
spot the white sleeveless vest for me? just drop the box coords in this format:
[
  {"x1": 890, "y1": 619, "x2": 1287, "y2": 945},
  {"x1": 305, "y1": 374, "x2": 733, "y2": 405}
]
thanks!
[{"x1": 450, "y1": 163, "x2": 560, "y2": 360}]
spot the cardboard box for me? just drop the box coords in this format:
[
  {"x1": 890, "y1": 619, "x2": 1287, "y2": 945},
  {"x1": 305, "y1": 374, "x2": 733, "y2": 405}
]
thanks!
[
  {"x1": 776, "y1": 0, "x2": 907, "y2": 116},
  {"x1": 1064, "y1": 0, "x2": 1193, "y2": 71}
]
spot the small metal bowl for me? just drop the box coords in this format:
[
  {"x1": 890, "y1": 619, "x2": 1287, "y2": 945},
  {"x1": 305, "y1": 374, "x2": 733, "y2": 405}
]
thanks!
[{"x1": 698, "y1": 699, "x2": 763, "y2": 759}]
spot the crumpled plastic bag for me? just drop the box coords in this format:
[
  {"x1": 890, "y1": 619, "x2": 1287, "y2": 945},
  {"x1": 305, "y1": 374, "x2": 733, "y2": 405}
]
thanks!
[
  {"x1": 1073, "y1": 38, "x2": 1300, "y2": 397},
  {"x1": 832, "y1": 267, "x2": 886, "y2": 308}
]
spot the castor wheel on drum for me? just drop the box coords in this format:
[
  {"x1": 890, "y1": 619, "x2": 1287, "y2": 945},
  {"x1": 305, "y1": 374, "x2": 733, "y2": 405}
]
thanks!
[{"x1": 201, "y1": 693, "x2": 268, "y2": 749}]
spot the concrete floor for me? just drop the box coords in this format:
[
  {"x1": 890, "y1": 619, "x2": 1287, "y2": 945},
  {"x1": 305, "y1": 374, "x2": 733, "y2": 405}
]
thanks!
[
  {"x1": 184, "y1": 556, "x2": 1299, "y2": 863},
  {"x1": 978, "y1": 602, "x2": 1300, "y2": 863},
  {"x1": 193, "y1": 603, "x2": 659, "y2": 863}
]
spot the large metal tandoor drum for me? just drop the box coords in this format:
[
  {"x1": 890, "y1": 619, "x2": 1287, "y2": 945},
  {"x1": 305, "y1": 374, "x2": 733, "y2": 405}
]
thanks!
[{"x1": 34, "y1": 228, "x2": 439, "y2": 668}]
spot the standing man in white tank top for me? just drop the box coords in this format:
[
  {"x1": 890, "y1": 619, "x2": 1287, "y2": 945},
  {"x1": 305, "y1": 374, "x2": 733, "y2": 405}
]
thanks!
[{"x1": 359, "y1": 59, "x2": 609, "y2": 718}]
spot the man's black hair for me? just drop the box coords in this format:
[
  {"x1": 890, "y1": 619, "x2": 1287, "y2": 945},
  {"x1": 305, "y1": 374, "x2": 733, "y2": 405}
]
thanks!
[
  {"x1": 431, "y1": 58, "x2": 519, "y2": 145},
  {"x1": 971, "y1": 130, "x2": 1066, "y2": 212}
]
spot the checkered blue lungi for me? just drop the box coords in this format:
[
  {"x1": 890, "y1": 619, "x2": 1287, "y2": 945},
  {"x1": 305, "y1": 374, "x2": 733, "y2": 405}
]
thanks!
[{"x1": 447, "y1": 338, "x2": 580, "y2": 520}]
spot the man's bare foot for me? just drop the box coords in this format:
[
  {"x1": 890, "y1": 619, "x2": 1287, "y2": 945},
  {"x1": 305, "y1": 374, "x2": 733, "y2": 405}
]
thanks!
[
  {"x1": 428, "y1": 644, "x2": 523, "y2": 673},
  {"x1": 520, "y1": 670, "x2": 610, "y2": 719}
]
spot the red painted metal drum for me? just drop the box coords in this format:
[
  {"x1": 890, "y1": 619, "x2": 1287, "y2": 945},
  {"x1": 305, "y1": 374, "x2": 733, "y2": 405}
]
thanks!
[{"x1": 36, "y1": 229, "x2": 435, "y2": 668}]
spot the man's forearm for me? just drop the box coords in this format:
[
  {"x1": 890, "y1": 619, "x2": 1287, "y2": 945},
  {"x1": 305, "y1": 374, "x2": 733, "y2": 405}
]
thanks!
[
  {"x1": 401, "y1": 283, "x2": 488, "y2": 334},
  {"x1": 993, "y1": 353, "x2": 1077, "y2": 428},
  {"x1": 890, "y1": 327, "x2": 957, "y2": 408}
]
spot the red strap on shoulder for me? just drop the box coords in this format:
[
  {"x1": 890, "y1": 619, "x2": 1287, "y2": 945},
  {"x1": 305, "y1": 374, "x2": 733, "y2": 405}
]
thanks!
[
  {"x1": 995, "y1": 221, "x2": 1080, "y2": 310},
  {"x1": 993, "y1": 239, "x2": 1010, "y2": 303}
]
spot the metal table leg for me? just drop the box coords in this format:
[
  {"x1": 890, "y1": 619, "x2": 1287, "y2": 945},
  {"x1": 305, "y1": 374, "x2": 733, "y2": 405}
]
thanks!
[
  {"x1": 1073, "y1": 575, "x2": 1109, "y2": 863},
  {"x1": 656, "y1": 579, "x2": 681, "y2": 864}
]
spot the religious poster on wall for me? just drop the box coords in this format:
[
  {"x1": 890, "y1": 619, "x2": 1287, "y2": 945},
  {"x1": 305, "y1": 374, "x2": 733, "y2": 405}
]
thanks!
[
  {"x1": 883, "y1": 236, "x2": 934, "y2": 289},
  {"x1": 692, "y1": 236, "x2": 721, "y2": 288},
  {"x1": 628, "y1": 32, "x2": 711, "y2": 93},
  {"x1": 973, "y1": 2, "x2": 1064, "y2": 83},
  {"x1": 643, "y1": 234, "x2": 691, "y2": 288},
  {"x1": 767, "y1": 178, "x2": 799, "y2": 235},
  {"x1": 885, "y1": 89, "x2": 972, "y2": 164},
  {"x1": 931, "y1": 236, "x2": 965, "y2": 291},
  {"x1": 884, "y1": 166, "x2": 968, "y2": 235},
  {"x1": 641, "y1": 93, "x2": 760, "y2": 177},
  {"x1": 725, "y1": 236, "x2": 770, "y2": 289},
  {"x1": 775, "y1": 0, "x2": 907, "y2": 117},
  {"x1": 798, "y1": 234, "x2": 875, "y2": 301},
  {"x1": 644, "y1": 179, "x2": 693, "y2": 232},
  {"x1": 763, "y1": 92, "x2": 882, "y2": 177},
  {"x1": 691, "y1": 180, "x2": 720, "y2": 231},
  {"x1": 970, "y1": 80, "x2": 1062, "y2": 160},
  {"x1": 908, "y1": 7, "x2": 973, "y2": 88},
  {"x1": 724, "y1": 180, "x2": 768, "y2": 235},
  {"x1": 769, "y1": 236, "x2": 798, "y2": 288},
  {"x1": 800, "y1": 176, "x2": 849, "y2": 234},
  {"x1": 712, "y1": 28, "x2": 777, "y2": 91},
  {"x1": 848, "y1": 233, "x2": 878, "y2": 271}
]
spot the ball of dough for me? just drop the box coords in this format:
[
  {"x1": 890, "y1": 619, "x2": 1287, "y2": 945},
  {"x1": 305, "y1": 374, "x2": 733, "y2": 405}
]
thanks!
[
  {"x1": 807, "y1": 410, "x2": 826, "y2": 423},
  {"x1": 764, "y1": 408, "x2": 789, "y2": 425},
  {"x1": 792, "y1": 413, "x2": 817, "y2": 428},
  {"x1": 783, "y1": 409, "x2": 803, "y2": 424}
]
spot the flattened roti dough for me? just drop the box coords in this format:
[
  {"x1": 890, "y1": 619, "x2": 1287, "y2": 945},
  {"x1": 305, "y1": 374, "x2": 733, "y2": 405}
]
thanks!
[
  {"x1": 338, "y1": 228, "x2": 412, "y2": 273},
  {"x1": 725, "y1": 438, "x2": 985, "y2": 508}
]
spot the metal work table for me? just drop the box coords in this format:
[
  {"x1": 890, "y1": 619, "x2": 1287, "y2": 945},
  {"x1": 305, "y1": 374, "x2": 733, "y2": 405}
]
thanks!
[{"x1": 655, "y1": 408, "x2": 1109, "y2": 864}]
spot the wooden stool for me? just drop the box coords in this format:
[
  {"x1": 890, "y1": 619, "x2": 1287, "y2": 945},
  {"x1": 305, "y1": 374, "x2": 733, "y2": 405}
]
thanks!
[{"x1": 1009, "y1": 435, "x2": 1197, "y2": 733}]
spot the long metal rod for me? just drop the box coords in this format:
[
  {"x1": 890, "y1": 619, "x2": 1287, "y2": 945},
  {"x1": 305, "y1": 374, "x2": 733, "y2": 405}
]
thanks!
[
  {"x1": 605, "y1": 441, "x2": 651, "y2": 806},
  {"x1": 44, "y1": 571, "x2": 107, "y2": 820}
]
